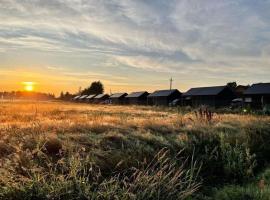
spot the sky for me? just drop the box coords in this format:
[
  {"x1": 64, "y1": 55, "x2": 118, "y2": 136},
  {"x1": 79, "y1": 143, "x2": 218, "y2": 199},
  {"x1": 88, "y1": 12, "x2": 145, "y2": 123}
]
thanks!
[{"x1": 0, "y1": 0, "x2": 270, "y2": 94}]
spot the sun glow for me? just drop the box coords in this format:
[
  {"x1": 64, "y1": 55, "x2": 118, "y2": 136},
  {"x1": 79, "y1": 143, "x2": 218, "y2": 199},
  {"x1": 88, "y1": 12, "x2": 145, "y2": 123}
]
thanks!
[{"x1": 22, "y1": 82, "x2": 35, "y2": 91}]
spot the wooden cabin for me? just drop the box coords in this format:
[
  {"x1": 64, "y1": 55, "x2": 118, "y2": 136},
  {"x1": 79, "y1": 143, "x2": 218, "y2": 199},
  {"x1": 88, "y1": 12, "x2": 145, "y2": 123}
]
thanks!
[
  {"x1": 234, "y1": 85, "x2": 250, "y2": 98},
  {"x1": 147, "y1": 89, "x2": 182, "y2": 106},
  {"x1": 93, "y1": 94, "x2": 110, "y2": 104},
  {"x1": 86, "y1": 94, "x2": 96, "y2": 103},
  {"x1": 243, "y1": 83, "x2": 270, "y2": 109},
  {"x1": 78, "y1": 95, "x2": 88, "y2": 102},
  {"x1": 109, "y1": 93, "x2": 128, "y2": 104},
  {"x1": 126, "y1": 91, "x2": 149, "y2": 105},
  {"x1": 183, "y1": 86, "x2": 236, "y2": 108},
  {"x1": 72, "y1": 95, "x2": 81, "y2": 101}
]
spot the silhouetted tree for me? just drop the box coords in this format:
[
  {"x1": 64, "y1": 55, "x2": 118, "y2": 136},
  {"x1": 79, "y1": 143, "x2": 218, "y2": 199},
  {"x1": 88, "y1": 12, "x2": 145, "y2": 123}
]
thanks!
[
  {"x1": 60, "y1": 91, "x2": 65, "y2": 99},
  {"x1": 227, "y1": 82, "x2": 237, "y2": 90},
  {"x1": 81, "y1": 81, "x2": 104, "y2": 95}
]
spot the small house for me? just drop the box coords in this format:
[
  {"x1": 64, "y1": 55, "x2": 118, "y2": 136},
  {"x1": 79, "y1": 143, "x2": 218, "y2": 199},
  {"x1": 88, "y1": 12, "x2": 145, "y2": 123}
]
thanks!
[
  {"x1": 126, "y1": 91, "x2": 149, "y2": 105},
  {"x1": 94, "y1": 94, "x2": 110, "y2": 104},
  {"x1": 183, "y1": 86, "x2": 236, "y2": 108},
  {"x1": 147, "y1": 89, "x2": 182, "y2": 106},
  {"x1": 86, "y1": 94, "x2": 96, "y2": 103},
  {"x1": 243, "y1": 83, "x2": 270, "y2": 109},
  {"x1": 109, "y1": 93, "x2": 128, "y2": 104},
  {"x1": 72, "y1": 95, "x2": 81, "y2": 101},
  {"x1": 234, "y1": 85, "x2": 250, "y2": 98},
  {"x1": 78, "y1": 95, "x2": 88, "y2": 102}
]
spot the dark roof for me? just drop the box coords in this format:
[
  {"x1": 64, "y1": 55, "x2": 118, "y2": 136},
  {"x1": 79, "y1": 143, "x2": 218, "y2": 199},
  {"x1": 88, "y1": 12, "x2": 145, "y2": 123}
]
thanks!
[
  {"x1": 94, "y1": 94, "x2": 109, "y2": 99},
  {"x1": 148, "y1": 89, "x2": 181, "y2": 97},
  {"x1": 86, "y1": 94, "x2": 96, "y2": 99},
  {"x1": 110, "y1": 93, "x2": 128, "y2": 98},
  {"x1": 183, "y1": 86, "x2": 227, "y2": 96},
  {"x1": 244, "y1": 83, "x2": 270, "y2": 95},
  {"x1": 126, "y1": 91, "x2": 149, "y2": 98}
]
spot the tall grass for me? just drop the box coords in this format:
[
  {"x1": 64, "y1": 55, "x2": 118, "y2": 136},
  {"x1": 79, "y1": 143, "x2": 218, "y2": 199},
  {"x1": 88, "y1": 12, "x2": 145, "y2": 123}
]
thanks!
[
  {"x1": 0, "y1": 149, "x2": 201, "y2": 200},
  {"x1": 0, "y1": 101, "x2": 269, "y2": 199}
]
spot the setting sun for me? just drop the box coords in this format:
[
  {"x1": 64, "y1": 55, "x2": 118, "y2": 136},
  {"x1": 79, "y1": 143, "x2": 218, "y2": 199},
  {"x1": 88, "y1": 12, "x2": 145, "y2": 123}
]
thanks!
[{"x1": 22, "y1": 82, "x2": 35, "y2": 91}]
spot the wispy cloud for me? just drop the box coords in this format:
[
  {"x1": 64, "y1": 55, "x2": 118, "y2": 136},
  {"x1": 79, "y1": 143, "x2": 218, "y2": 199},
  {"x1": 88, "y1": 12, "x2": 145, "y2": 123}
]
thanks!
[{"x1": 0, "y1": 0, "x2": 270, "y2": 93}]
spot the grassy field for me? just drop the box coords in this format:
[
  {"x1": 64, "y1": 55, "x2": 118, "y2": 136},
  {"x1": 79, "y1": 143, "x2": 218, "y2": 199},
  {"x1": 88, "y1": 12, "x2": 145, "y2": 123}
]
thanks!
[{"x1": 0, "y1": 101, "x2": 270, "y2": 200}]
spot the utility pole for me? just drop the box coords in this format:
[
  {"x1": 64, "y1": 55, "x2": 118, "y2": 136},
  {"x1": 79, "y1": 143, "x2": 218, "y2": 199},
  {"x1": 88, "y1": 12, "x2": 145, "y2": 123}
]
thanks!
[{"x1": 169, "y1": 77, "x2": 173, "y2": 90}]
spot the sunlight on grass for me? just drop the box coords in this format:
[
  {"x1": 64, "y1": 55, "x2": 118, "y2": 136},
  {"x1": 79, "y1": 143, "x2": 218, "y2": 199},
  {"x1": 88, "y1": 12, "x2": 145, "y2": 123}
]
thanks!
[{"x1": 0, "y1": 101, "x2": 269, "y2": 199}]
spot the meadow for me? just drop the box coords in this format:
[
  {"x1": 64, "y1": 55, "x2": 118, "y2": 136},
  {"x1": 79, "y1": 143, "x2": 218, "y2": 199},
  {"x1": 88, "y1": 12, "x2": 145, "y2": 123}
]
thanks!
[{"x1": 0, "y1": 101, "x2": 270, "y2": 200}]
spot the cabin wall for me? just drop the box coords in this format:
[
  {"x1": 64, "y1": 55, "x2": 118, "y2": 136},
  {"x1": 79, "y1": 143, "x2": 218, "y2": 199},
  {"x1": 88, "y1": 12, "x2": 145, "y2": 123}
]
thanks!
[
  {"x1": 147, "y1": 91, "x2": 181, "y2": 106},
  {"x1": 168, "y1": 92, "x2": 182, "y2": 103},
  {"x1": 246, "y1": 94, "x2": 270, "y2": 109},
  {"x1": 111, "y1": 97, "x2": 126, "y2": 104},
  {"x1": 191, "y1": 96, "x2": 216, "y2": 107},
  {"x1": 127, "y1": 97, "x2": 147, "y2": 105},
  {"x1": 94, "y1": 96, "x2": 109, "y2": 104},
  {"x1": 216, "y1": 88, "x2": 236, "y2": 107},
  {"x1": 86, "y1": 99, "x2": 95, "y2": 103},
  {"x1": 150, "y1": 97, "x2": 169, "y2": 106},
  {"x1": 188, "y1": 88, "x2": 235, "y2": 108}
]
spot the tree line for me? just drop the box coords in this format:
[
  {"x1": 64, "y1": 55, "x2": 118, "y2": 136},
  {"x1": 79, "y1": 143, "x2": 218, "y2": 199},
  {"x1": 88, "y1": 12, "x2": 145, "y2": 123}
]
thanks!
[{"x1": 0, "y1": 91, "x2": 55, "y2": 100}]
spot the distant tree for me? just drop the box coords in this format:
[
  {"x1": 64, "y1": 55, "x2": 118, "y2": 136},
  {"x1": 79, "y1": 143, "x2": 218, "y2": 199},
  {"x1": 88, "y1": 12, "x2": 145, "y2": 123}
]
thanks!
[
  {"x1": 59, "y1": 91, "x2": 73, "y2": 100},
  {"x1": 60, "y1": 91, "x2": 65, "y2": 99},
  {"x1": 227, "y1": 82, "x2": 237, "y2": 90},
  {"x1": 65, "y1": 92, "x2": 70, "y2": 97},
  {"x1": 81, "y1": 81, "x2": 104, "y2": 95}
]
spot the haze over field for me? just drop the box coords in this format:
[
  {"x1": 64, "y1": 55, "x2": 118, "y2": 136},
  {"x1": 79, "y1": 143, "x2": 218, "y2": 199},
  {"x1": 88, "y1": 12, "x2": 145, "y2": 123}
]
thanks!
[{"x1": 0, "y1": 0, "x2": 270, "y2": 94}]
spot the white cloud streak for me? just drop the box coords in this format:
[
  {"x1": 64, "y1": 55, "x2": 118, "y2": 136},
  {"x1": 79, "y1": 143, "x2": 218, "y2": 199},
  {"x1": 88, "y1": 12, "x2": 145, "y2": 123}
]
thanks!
[{"x1": 0, "y1": 0, "x2": 270, "y2": 91}]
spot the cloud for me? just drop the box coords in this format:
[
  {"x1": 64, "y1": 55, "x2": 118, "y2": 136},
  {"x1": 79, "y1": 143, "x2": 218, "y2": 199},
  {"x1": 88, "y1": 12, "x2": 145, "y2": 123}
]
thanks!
[{"x1": 0, "y1": 0, "x2": 270, "y2": 93}]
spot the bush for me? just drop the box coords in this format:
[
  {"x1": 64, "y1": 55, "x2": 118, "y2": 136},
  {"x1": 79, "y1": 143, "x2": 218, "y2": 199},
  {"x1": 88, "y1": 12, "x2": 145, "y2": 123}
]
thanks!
[
  {"x1": 183, "y1": 129, "x2": 258, "y2": 184},
  {"x1": 220, "y1": 141, "x2": 256, "y2": 182},
  {"x1": 213, "y1": 185, "x2": 270, "y2": 200},
  {"x1": 183, "y1": 130, "x2": 223, "y2": 184},
  {"x1": 245, "y1": 122, "x2": 270, "y2": 168}
]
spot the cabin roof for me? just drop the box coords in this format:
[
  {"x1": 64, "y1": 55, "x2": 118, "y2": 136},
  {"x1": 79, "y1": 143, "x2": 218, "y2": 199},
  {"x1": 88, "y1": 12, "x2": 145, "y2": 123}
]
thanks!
[
  {"x1": 183, "y1": 86, "x2": 227, "y2": 96},
  {"x1": 110, "y1": 93, "x2": 128, "y2": 98},
  {"x1": 94, "y1": 94, "x2": 109, "y2": 99},
  {"x1": 73, "y1": 95, "x2": 81, "y2": 100},
  {"x1": 244, "y1": 83, "x2": 270, "y2": 95},
  {"x1": 86, "y1": 94, "x2": 96, "y2": 99},
  {"x1": 126, "y1": 91, "x2": 149, "y2": 98},
  {"x1": 148, "y1": 89, "x2": 180, "y2": 97},
  {"x1": 79, "y1": 95, "x2": 88, "y2": 99}
]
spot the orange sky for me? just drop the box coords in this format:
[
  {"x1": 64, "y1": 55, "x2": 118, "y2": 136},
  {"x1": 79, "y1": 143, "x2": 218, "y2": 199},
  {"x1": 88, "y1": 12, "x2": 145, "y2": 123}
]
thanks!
[
  {"x1": 0, "y1": 67, "x2": 194, "y2": 95},
  {"x1": 1, "y1": 1, "x2": 269, "y2": 95}
]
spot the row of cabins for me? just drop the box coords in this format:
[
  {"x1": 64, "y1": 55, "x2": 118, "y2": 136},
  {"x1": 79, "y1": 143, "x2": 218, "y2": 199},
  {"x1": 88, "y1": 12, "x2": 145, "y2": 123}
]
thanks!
[{"x1": 72, "y1": 83, "x2": 270, "y2": 109}]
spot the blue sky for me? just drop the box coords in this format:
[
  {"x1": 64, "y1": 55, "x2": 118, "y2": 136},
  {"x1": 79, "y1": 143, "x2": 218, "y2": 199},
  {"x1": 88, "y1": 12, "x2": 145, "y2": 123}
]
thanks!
[{"x1": 0, "y1": 0, "x2": 269, "y2": 94}]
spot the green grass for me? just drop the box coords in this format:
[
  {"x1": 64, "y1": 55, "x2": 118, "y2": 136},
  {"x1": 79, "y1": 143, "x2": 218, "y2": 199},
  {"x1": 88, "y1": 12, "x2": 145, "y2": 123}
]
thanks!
[{"x1": 210, "y1": 167, "x2": 270, "y2": 200}]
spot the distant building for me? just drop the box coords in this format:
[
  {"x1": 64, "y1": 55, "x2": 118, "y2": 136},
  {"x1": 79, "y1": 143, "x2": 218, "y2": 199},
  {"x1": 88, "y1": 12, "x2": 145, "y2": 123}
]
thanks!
[
  {"x1": 86, "y1": 94, "x2": 96, "y2": 103},
  {"x1": 147, "y1": 89, "x2": 182, "y2": 106},
  {"x1": 78, "y1": 95, "x2": 88, "y2": 102},
  {"x1": 110, "y1": 93, "x2": 128, "y2": 104},
  {"x1": 234, "y1": 85, "x2": 250, "y2": 98},
  {"x1": 126, "y1": 91, "x2": 149, "y2": 105},
  {"x1": 183, "y1": 86, "x2": 236, "y2": 108},
  {"x1": 72, "y1": 95, "x2": 81, "y2": 101},
  {"x1": 243, "y1": 83, "x2": 270, "y2": 109},
  {"x1": 94, "y1": 94, "x2": 110, "y2": 104}
]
